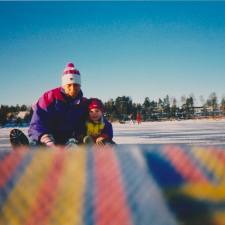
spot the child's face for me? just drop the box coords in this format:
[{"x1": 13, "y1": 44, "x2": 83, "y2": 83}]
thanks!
[{"x1": 89, "y1": 109, "x2": 102, "y2": 121}]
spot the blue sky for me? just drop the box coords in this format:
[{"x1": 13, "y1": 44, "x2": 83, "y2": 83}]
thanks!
[{"x1": 0, "y1": 1, "x2": 225, "y2": 107}]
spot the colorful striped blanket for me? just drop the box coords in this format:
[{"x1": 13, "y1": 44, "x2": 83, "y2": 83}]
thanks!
[{"x1": 0, "y1": 145, "x2": 225, "y2": 225}]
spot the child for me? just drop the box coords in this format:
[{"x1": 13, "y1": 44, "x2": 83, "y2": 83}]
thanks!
[{"x1": 76, "y1": 98, "x2": 114, "y2": 145}]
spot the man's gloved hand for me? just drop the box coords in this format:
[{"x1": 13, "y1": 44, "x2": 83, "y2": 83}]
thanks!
[{"x1": 40, "y1": 134, "x2": 56, "y2": 148}]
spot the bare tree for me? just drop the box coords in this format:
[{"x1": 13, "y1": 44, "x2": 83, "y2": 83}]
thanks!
[
  {"x1": 199, "y1": 95, "x2": 207, "y2": 116},
  {"x1": 207, "y1": 92, "x2": 218, "y2": 117},
  {"x1": 180, "y1": 95, "x2": 186, "y2": 105},
  {"x1": 199, "y1": 95, "x2": 205, "y2": 105}
]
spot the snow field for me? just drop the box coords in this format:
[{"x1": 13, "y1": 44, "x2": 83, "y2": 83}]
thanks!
[{"x1": 1, "y1": 119, "x2": 225, "y2": 150}]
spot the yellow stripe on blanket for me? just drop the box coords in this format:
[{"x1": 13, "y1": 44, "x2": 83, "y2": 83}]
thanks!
[
  {"x1": 0, "y1": 149, "x2": 55, "y2": 225},
  {"x1": 49, "y1": 147, "x2": 87, "y2": 225}
]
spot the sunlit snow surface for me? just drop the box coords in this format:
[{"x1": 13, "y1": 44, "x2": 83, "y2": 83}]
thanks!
[
  {"x1": 1, "y1": 119, "x2": 225, "y2": 150},
  {"x1": 113, "y1": 119, "x2": 225, "y2": 145}
]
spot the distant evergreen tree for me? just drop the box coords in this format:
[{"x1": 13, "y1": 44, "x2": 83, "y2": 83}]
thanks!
[
  {"x1": 0, "y1": 105, "x2": 8, "y2": 126},
  {"x1": 206, "y1": 92, "x2": 217, "y2": 115},
  {"x1": 220, "y1": 96, "x2": 225, "y2": 115},
  {"x1": 24, "y1": 112, "x2": 30, "y2": 125},
  {"x1": 105, "y1": 99, "x2": 114, "y2": 115},
  {"x1": 202, "y1": 103, "x2": 208, "y2": 116},
  {"x1": 208, "y1": 92, "x2": 218, "y2": 116},
  {"x1": 185, "y1": 98, "x2": 190, "y2": 119},
  {"x1": 110, "y1": 110, "x2": 116, "y2": 123},
  {"x1": 8, "y1": 113, "x2": 15, "y2": 124},
  {"x1": 16, "y1": 117, "x2": 23, "y2": 126},
  {"x1": 189, "y1": 94, "x2": 195, "y2": 118},
  {"x1": 142, "y1": 97, "x2": 151, "y2": 120},
  {"x1": 171, "y1": 97, "x2": 177, "y2": 118},
  {"x1": 158, "y1": 98, "x2": 163, "y2": 118},
  {"x1": 20, "y1": 104, "x2": 27, "y2": 111},
  {"x1": 163, "y1": 95, "x2": 170, "y2": 118},
  {"x1": 29, "y1": 107, "x2": 33, "y2": 118},
  {"x1": 150, "y1": 100, "x2": 157, "y2": 120},
  {"x1": 15, "y1": 104, "x2": 20, "y2": 112},
  {"x1": 0, "y1": 111, "x2": 7, "y2": 126},
  {"x1": 143, "y1": 97, "x2": 150, "y2": 109}
]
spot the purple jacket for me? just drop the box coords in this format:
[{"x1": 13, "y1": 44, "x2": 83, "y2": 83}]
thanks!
[
  {"x1": 101, "y1": 118, "x2": 113, "y2": 139},
  {"x1": 28, "y1": 87, "x2": 87, "y2": 144}
]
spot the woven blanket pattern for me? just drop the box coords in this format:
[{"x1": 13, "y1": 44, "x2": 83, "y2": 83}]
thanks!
[{"x1": 0, "y1": 145, "x2": 225, "y2": 225}]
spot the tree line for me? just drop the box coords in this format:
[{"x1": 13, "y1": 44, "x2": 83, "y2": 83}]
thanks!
[
  {"x1": 0, "y1": 92, "x2": 224, "y2": 126},
  {"x1": 0, "y1": 104, "x2": 33, "y2": 126},
  {"x1": 104, "y1": 92, "x2": 224, "y2": 122}
]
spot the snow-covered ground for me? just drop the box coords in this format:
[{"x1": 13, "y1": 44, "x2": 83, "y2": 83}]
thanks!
[
  {"x1": 1, "y1": 119, "x2": 225, "y2": 150},
  {"x1": 113, "y1": 119, "x2": 225, "y2": 145}
]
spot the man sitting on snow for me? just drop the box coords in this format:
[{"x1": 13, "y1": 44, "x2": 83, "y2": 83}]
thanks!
[{"x1": 28, "y1": 63, "x2": 87, "y2": 148}]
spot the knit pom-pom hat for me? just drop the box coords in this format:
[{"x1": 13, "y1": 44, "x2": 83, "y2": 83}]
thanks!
[
  {"x1": 62, "y1": 63, "x2": 81, "y2": 87},
  {"x1": 88, "y1": 98, "x2": 104, "y2": 113}
]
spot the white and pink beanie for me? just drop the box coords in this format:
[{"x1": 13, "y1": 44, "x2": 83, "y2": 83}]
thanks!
[{"x1": 62, "y1": 63, "x2": 81, "y2": 87}]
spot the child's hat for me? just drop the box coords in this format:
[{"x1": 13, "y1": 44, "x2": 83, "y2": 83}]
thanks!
[
  {"x1": 88, "y1": 98, "x2": 104, "y2": 113},
  {"x1": 62, "y1": 63, "x2": 81, "y2": 87}
]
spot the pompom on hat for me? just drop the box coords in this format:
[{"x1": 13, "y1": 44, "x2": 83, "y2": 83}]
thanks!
[
  {"x1": 88, "y1": 98, "x2": 104, "y2": 113},
  {"x1": 62, "y1": 63, "x2": 81, "y2": 87}
]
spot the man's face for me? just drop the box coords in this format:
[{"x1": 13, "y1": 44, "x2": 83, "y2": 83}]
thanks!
[
  {"x1": 63, "y1": 83, "x2": 80, "y2": 99},
  {"x1": 89, "y1": 109, "x2": 102, "y2": 121}
]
